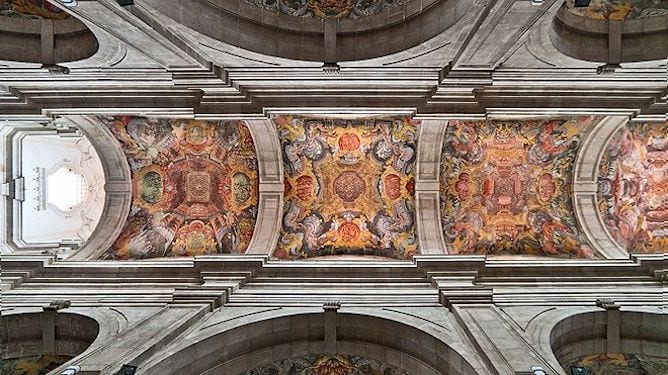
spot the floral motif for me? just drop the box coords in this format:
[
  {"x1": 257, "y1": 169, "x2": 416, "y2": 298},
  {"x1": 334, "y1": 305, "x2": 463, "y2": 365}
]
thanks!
[
  {"x1": 275, "y1": 115, "x2": 418, "y2": 260},
  {"x1": 440, "y1": 118, "x2": 598, "y2": 258}
]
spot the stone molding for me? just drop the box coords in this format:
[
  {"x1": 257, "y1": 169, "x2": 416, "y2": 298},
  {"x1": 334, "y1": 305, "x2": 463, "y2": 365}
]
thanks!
[{"x1": 573, "y1": 115, "x2": 629, "y2": 259}]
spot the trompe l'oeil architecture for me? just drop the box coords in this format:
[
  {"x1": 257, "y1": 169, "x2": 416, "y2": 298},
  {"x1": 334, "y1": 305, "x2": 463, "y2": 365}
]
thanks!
[{"x1": 1, "y1": 0, "x2": 666, "y2": 374}]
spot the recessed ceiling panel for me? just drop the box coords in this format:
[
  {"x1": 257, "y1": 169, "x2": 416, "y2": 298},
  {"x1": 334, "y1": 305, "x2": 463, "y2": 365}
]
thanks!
[
  {"x1": 102, "y1": 117, "x2": 259, "y2": 259},
  {"x1": 440, "y1": 117, "x2": 599, "y2": 258},
  {"x1": 275, "y1": 115, "x2": 418, "y2": 260}
]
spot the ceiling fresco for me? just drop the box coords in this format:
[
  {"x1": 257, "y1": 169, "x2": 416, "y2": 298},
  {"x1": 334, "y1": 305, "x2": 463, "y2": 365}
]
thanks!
[
  {"x1": 275, "y1": 115, "x2": 418, "y2": 260},
  {"x1": 242, "y1": 354, "x2": 411, "y2": 375},
  {"x1": 597, "y1": 121, "x2": 667, "y2": 253},
  {"x1": 102, "y1": 116, "x2": 258, "y2": 259},
  {"x1": 565, "y1": 0, "x2": 668, "y2": 20},
  {"x1": 440, "y1": 117, "x2": 598, "y2": 258},
  {"x1": 569, "y1": 353, "x2": 668, "y2": 374},
  {"x1": 0, "y1": 355, "x2": 72, "y2": 375},
  {"x1": 244, "y1": 0, "x2": 405, "y2": 19},
  {"x1": 0, "y1": 0, "x2": 70, "y2": 19}
]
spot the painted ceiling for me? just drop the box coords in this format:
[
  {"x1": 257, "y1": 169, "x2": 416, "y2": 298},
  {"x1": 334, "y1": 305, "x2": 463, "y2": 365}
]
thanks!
[
  {"x1": 597, "y1": 121, "x2": 667, "y2": 253},
  {"x1": 275, "y1": 115, "x2": 418, "y2": 260},
  {"x1": 244, "y1": 0, "x2": 405, "y2": 19},
  {"x1": 570, "y1": 353, "x2": 668, "y2": 374},
  {"x1": 0, "y1": 0, "x2": 70, "y2": 19},
  {"x1": 0, "y1": 355, "x2": 72, "y2": 375},
  {"x1": 242, "y1": 354, "x2": 411, "y2": 375},
  {"x1": 440, "y1": 117, "x2": 598, "y2": 258},
  {"x1": 565, "y1": 0, "x2": 668, "y2": 20},
  {"x1": 103, "y1": 116, "x2": 258, "y2": 259}
]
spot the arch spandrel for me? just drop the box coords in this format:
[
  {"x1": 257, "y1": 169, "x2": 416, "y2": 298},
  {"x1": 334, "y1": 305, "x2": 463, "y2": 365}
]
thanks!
[{"x1": 138, "y1": 310, "x2": 486, "y2": 375}]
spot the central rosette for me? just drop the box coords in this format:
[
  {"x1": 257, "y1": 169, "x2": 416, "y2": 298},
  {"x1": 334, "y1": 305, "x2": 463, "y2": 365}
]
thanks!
[
  {"x1": 186, "y1": 171, "x2": 211, "y2": 203},
  {"x1": 334, "y1": 171, "x2": 365, "y2": 202}
]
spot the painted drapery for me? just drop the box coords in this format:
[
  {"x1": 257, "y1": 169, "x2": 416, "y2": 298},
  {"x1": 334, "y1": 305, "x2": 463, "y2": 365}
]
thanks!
[
  {"x1": 275, "y1": 115, "x2": 418, "y2": 260},
  {"x1": 597, "y1": 121, "x2": 667, "y2": 253},
  {"x1": 440, "y1": 117, "x2": 597, "y2": 258},
  {"x1": 104, "y1": 116, "x2": 258, "y2": 259},
  {"x1": 242, "y1": 354, "x2": 411, "y2": 375}
]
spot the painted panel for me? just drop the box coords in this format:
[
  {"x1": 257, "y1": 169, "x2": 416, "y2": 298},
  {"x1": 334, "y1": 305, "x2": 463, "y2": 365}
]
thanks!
[
  {"x1": 597, "y1": 121, "x2": 667, "y2": 253},
  {"x1": 275, "y1": 115, "x2": 418, "y2": 260},
  {"x1": 242, "y1": 354, "x2": 411, "y2": 374},
  {"x1": 0, "y1": 355, "x2": 71, "y2": 375},
  {"x1": 0, "y1": 0, "x2": 70, "y2": 19},
  {"x1": 102, "y1": 117, "x2": 259, "y2": 259},
  {"x1": 439, "y1": 117, "x2": 598, "y2": 258},
  {"x1": 570, "y1": 353, "x2": 668, "y2": 374},
  {"x1": 565, "y1": 0, "x2": 668, "y2": 20},
  {"x1": 244, "y1": 0, "x2": 406, "y2": 19}
]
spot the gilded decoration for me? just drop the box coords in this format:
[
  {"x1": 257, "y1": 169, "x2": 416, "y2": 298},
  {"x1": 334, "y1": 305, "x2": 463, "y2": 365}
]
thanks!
[
  {"x1": 569, "y1": 353, "x2": 668, "y2": 374},
  {"x1": 565, "y1": 0, "x2": 668, "y2": 20},
  {"x1": 103, "y1": 116, "x2": 258, "y2": 259},
  {"x1": 244, "y1": 0, "x2": 405, "y2": 19},
  {"x1": 597, "y1": 121, "x2": 667, "y2": 253},
  {"x1": 440, "y1": 117, "x2": 598, "y2": 258},
  {"x1": 0, "y1": 0, "x2": 70, "y2": 19},
  {"x1": 242, "y1": 354, "x2": 411, "y2": 375},
  {"x1": 275, "y1": 115, "x2": 418, "y2": 260}
]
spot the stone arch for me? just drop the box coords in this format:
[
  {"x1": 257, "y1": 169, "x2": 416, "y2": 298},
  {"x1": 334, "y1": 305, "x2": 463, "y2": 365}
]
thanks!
[
  {"x1": 140, "y1": 310, "x2": 484, "y2": 374},
  {"x1": 549, "y1": 310, "x2": 667, "y2": 373},
  {"x1": 1, "y1": 310, "x2": 99, "y2": 374},
  {"x1": 63, "y1": 115, "x2": 132, "y2": 260},
  {"x1": 572, "y1": 115, "x2": 629, "y2": 259}
]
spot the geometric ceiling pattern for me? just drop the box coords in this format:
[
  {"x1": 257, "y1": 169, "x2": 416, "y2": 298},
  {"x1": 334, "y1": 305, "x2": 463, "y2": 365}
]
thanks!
[
  {"x1": 242, "y1": 354, "x2": 412, "y2": 375},
  {"x1": 275, "y1": 115, "x2": 418, "y2": 260},
  {"x1": 597, "y1": 121, "x2": 667, "y2": 253},
  {"x1": 440, "y1": 117, "x2": 599, "y2": 258},
  {"x1": 0, "y1": 0, "x2": 70, "y2": 19},
  {"x1": 102, "y1": 116, "x2": 258, "y2": 259}
]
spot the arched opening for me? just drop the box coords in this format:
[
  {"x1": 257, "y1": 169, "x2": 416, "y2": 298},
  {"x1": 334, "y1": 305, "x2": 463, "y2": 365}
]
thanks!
[
  {"x1": 550, "y1": 311, "x2": 668, "y2": 374},
  {"x1": 140, "y1": 312, "x2": 481, "y2": 374},
  {"x1": 0, "y1": 311, "x2": 100, "y2": 375}
]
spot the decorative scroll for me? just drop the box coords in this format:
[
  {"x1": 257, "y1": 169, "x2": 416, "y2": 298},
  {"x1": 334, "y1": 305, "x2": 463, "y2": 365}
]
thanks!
[
  {"x1": 103, "y1": 116, "x2": 258, "y2": 259},
  {"x1": 275, "y1": 115, "x2": 419, "y2": 260},
  {"x1": 440, "y1": 117, "x2": 598, "y2": 258}
]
